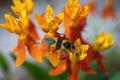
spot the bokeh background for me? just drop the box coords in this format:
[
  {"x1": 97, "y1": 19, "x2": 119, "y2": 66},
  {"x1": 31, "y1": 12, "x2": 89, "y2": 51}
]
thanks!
[{"x1": 0, "y1": 0, "x2": 120, "y2": 80}]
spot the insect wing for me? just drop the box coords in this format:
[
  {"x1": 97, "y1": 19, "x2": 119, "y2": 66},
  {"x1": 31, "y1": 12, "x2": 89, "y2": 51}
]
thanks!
[{"x1": 44, "y1": 38, "x2": 56, "y2": 46}]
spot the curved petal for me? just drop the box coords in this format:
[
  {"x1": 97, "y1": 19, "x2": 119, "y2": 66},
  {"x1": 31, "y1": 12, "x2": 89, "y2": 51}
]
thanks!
[
  {"x1": 23, "y1": 0, "x2": 34, "y2": 13},
  {"x1": 28, "y1": 20, "x2": 40, "y2": 40},
  {"x1": 34, "y1": 13, "x2": 50, "y2": 32},
  {"x1": 25, "y1": 35, "x2": 42, "y2": 63},
  {"x1": 16, "y1": 39, "x2": 26, "y2": 67},
  {"x1": 80, "y1": 66, "x2": 96, "y2": 74},
  {"x1": 48, "y1": 47, "x2": 61, "y2": 67},
  {"x1": 56, "y1": 12, "x2": 64, "y2": 24},
  {"x1": 49, "y1": 60, "x2": 67, "y2": 75},
  {"x1": 46, "y1": 5, "x2": 53, "y2": 16},
  {"x1": 27, "y1": 43, "x2": 42, "y2": 63}
]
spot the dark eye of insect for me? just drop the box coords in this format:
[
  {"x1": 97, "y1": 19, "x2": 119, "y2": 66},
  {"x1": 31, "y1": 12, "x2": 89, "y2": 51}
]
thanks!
[{"x1": 63, "y1": 41, "x2": 71, "y2": 49}]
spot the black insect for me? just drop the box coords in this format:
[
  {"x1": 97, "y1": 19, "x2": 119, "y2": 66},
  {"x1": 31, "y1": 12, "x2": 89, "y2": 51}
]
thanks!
[{"x1": 44, "y1": 34, "x2": 74, "y2": 52}]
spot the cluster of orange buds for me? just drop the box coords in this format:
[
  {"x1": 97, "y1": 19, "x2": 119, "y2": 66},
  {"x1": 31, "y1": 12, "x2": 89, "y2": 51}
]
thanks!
[
  {"x1": 0, "y1": 0, "x2": 115, "y2": 80},
  {"x1": 0, "y1": 0, "x2": 41, "y2": 67}
]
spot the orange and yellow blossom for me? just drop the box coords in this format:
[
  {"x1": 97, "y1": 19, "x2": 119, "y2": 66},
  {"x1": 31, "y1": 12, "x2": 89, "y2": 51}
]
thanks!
[
  {"x1": 49, "y1": 39, "x2": 89, "y2": 80},
  {"x1": 69, "y1": 40, "x2": 88, "y2": 63},
  {"x1": 63, "y1": 0, "x2": 89, "y2": 42},
  {"x1": 34, "y1": 5, "x2": 64, "y2": 36},
  {"x1": 94, "y1": 32, "x2": 114, "y2": 51},
  {"x1": 80, "y1": 32, "x2": 114, "y2": 75},
  {"x1": 11, "y1": 0, "x2": 34, "y2": 15},
  {"x1": 62, "y1": 0, "x2": 115, "y2": 76},
  {"x1": 34, "y1": 5, "x2": 64, "y2": 67},
  {"x1": 11, "y1": 0, "x2": 40, "y2": 40},
  {"x1": 68, "y1": 39, "x2": 89, "y2": 80},
  {"x1": 64, "y1": 0, "x2": 88, "y2": 28},
  {"x1": 0, "y1": 0, "x2": 41, "y2": 67},
  {"x1": 0, "y1": 11, "x2": 42, "y2": 67},
  {"x1": 0, "y1": 12, "x2": 28, "y2": 39}
]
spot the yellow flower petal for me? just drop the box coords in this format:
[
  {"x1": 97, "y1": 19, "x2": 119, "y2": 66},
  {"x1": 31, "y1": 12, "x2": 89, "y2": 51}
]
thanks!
[
  {"x1": 23, "y1": 0, "x2": 34, "y2": 13},
  {"x1": 48, "y1": 47, "x2": 61, "y2": 67},
  {"x1": 46, "y1": 5, "x2": 53, "y2": 17},
  {"x1": 74, "y1": 38, "x2": 81, "y2": 47},
  {"x1": 0, "y1": 13, "x2": 21, "y2": 33},
  {"x1": 11, "y1": 0, "x2": 33, "y2": 15},
  {"x1": 94, "y1": 32, "x2": 114, "y2": 50},
  {"x1": 79, "y1": 45, "x2": 89, "y2": 61},
  {"x1": 69, "y1": 38, "x2": 88, "y2": 63},
  {"x1": 56, "y1": 12, "x2": 64, "y2": 24},
  {"x1": 11, "y1": 0, "x2": 24, "y2": 16},
  {"x1": 34, "y1": 14, "x2": 50, "y2": 33}
]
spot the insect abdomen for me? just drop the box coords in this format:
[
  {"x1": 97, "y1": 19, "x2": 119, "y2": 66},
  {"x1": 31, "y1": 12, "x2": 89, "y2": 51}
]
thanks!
[{"x1": 56, "y1": 38, "x2": 63, "y2": 49}]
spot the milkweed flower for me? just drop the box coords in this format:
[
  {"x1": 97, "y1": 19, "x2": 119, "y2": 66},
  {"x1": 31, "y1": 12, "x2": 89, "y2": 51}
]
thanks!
[
  {"x1": 34, "y1": 5, "x2": 64, "y2": 66},
  {"x1": 0, "y1": 0, "x2": 42, "y2": 67},
  {"x1": 63, "y1": 0, "x2": 89, "y2": 42},
  {"x1": 0, "y1": 12, "x2": 28, "y2": 40},
  {"x1": 80, "y1": 32, "x2": 114, "y2": 75},
  {"x1": 69, "y1": 39, "x2": 88, "y2": 63},
  {"x1": 11, "y1": 0, "x2": 34, "y2": 14},
  {"x1": 94, "y1": 32, "x2": 114, "y2": 50},
  {"x1": 0, "y1": 12, "x2": 42, "y2": 67},
  {"x1": 69, "y1": 45, "x2": 88, "y2": 63},
  {"x1": 62, "y1": 0, "x2": 115, "y2": 76},
  {"x1": 0, "y1": 0, "x2": 116, "y2": 80},
  {"x1": 49, "y1": 39, "x2": 89, "y2": 80},
  {"x1": 11, "y1": 0, "x2": 40, "y2": 40},
  {"x1": 64, "y1": 0, "x2": 88, "y2": 28},
  {"x1": 34, "y1": 5, "x2": 64, "y2": 37}
]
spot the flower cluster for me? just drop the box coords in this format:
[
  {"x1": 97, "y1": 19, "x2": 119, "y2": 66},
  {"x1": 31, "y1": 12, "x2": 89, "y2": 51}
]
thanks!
[{"x1": 0, "y1": 0, "x2": 115, "y2": 80}]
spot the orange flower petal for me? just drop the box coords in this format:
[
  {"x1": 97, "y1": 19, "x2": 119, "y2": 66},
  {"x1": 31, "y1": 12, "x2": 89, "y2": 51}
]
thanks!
[
  {"x1": 63, "y1": 13, "x2": 71, "y2": 29},
  {"x1": 28, "y1": 20, "x2": 40, "y2": 40},
  {"x1": 48, "y1": 47, "x2": 61, "y2": 67},
  {"x1": 25, "y1": 35, "x2": 42, "y2": 63},
  {"x1": 80, "y1": 66, "x2": 96, "y2": 74},
  {"x1": 87, "y1": 0, "x2": 96, "y2": 15},
  {"x1": 49, "y1": 60, "x2": 67, "y2": 75},
  {"x1": 16, "y1": 39, "x2": 26, "y2": 67},
  {"x1": 27, "y1": 43, "x2": 42, "y2": 63},
  {"x1": 102, "y1": 1, "x2": 116, "y2": 19},
  {"x1": 64, "y1": 24, "x2": 83, "y2": 43},
  {"x1": 34, "y1": 13, "x2": 50, "y2": 33},
  {"x1": 40, "y1": 35, "x2": 49, "y2": 58},
  {"x1": 11, "y1": 47, "x2": 18, "y2": 53},
  {"x1": 68, "y1": 63, "x2": 78, "y2": 80}
]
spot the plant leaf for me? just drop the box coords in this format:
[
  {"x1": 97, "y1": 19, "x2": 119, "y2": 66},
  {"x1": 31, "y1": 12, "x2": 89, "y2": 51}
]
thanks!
[{"x1": 0, "y1": 52, "x2": 8, "y2": 72}]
